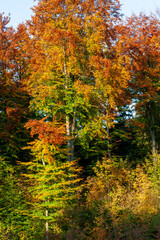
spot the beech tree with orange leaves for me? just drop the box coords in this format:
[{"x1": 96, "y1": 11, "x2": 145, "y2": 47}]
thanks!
[
  {"x1": 25, "y1": 0, "x2": 131, "y2": 163},
  {"x1": 117, "y1": 13, "x2": 160, "y2": 161},
  {"x1": 0, "y1": 14, "x2": 35, "y2": 239},
  {"x1": 0, "y1": 14, "x2": 31, "y2": 163}
]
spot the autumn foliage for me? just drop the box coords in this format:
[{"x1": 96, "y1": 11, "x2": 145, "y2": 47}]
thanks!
[{"x1": 0, "y1": 1, "x2": 160, "y2": 239}]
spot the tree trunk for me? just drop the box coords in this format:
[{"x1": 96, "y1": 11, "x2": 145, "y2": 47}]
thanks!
[
  {"x1": 106, "y1": 98, "x2": 111, "y2": 157},
  {"x1": 150, "y1": 126, "x2": 156, "y2": 162},
  {"x1": 64, "y1": 56, "x2": 76, "y2": 162},
  {"x1": 66, "y1": 115, "x2": 75, "y2": 162},
  {"x1": 146, "y1": 101, "x2": 156, "y2": 163},
  {"x1": 46, "y1": 209, "x2": 49, "y2": 240},
  {"x1": 42, "y1": 156, "x2": 49, "y2": 240}
]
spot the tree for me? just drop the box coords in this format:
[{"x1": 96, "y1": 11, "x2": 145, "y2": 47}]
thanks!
[
  {"x1": 0, "y1": 14, "x2": 31, "y2": 163},
  {"x1": 117, "y1": 13, "x2": 160, "y2": 160},
  {"x1": 24, "y1": 117, "x2": 82, "y2": 239},
  {"x1": 25, "y1": 0, "x2": 131, "y2": 164}
]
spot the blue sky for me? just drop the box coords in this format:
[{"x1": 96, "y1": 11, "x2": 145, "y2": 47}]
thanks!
[
  {"x1": 0, "y1": 0, "x2": 34, "y2": 28},
  {"x1": 0, "y1": 0, "x2": 160, "y2": 28},
  {"x1": 120, "y1": 0, "x2": 159, "y2": 16}
]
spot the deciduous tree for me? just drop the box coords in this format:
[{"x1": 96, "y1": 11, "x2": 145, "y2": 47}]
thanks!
[
  {"x1": 0, "y1": 14, "x2": 31, "y2": 163},
  {"x1": 25, "y1": 0, "x2": 130, "y2": 163},
  {"x1": 117, "y1": 14, "x2": 160, "y2": 160}
]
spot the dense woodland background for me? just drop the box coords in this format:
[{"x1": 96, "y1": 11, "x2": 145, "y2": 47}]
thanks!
[{"x1": 0, "y1": 0, "x2": 160, "y2": 239}]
